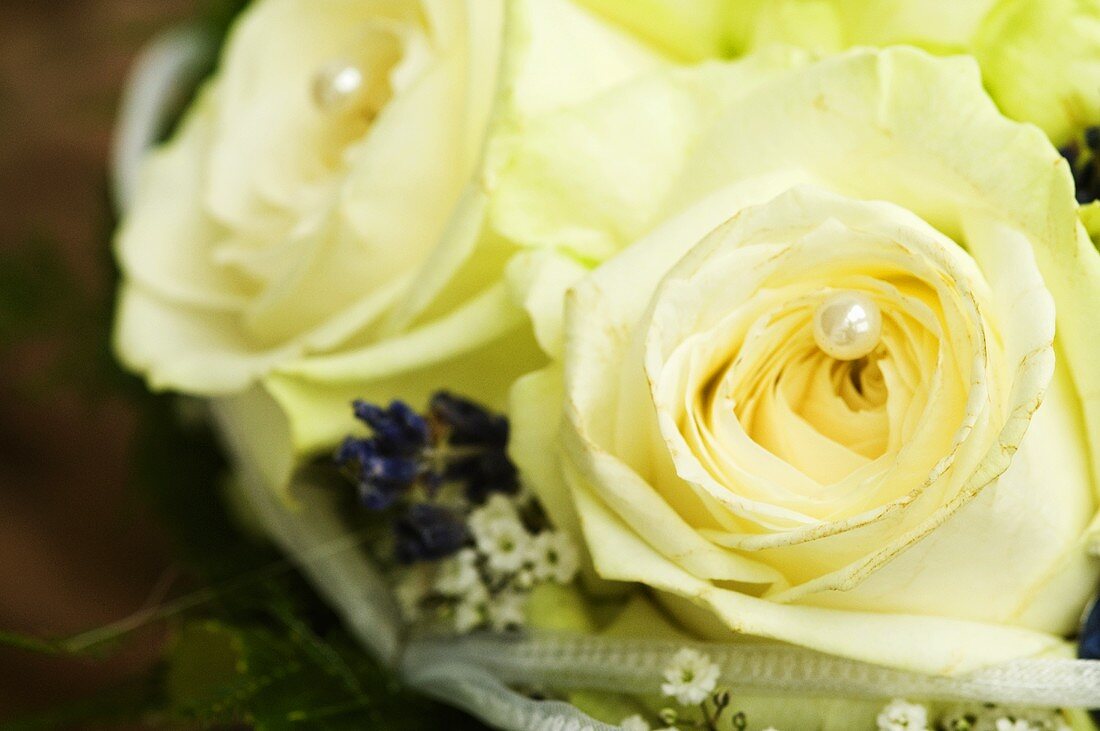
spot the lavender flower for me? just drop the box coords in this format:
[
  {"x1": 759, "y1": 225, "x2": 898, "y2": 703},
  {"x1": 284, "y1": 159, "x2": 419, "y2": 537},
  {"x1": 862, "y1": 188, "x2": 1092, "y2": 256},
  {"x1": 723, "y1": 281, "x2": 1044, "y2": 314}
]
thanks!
[
  {"x1": 393, "y1": 504, "x2": 468, "y2": 564},
  {"x1": 429, "y1": 391, "x2": 518, "y2": 503}
]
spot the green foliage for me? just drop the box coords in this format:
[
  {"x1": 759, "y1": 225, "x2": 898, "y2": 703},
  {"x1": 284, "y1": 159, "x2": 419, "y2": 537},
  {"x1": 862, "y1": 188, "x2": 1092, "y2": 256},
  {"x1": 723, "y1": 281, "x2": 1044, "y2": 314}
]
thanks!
[{"x1": 164, "y1": 598, "x2": 487, "y2": 730}]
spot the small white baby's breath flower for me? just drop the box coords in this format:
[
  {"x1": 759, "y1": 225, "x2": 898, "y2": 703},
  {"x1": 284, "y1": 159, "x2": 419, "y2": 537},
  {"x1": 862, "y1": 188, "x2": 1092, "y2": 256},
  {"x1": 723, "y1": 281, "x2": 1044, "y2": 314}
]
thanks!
[
  {"x1": 488, "y1": 589, "x2": 528, "y2": 631},
  {"x1": 943, "y1": 704, "x2": 1069, "y2": 731},
  {"x1": 528, "y1": 530, "x2": 580, "y2": 584},
  {"x1": 876, "y1": 699, "x2": 929, "y2": 731},
  {"x1": 453, "y1": 582, "x2": 489, "y2": 633},
  {"x1": 474, "y1": 515, "x2": 531, "y2": 574},
  {"x1": 513, "y1": 567, "x2": 536, "y2": 590},
  {"x1": 995, "y1": 718, "x2": 1065, "y2": 731},
  {"x1": 995, "y1": 720, "x2": 1032, "y2": 731},
  {"x1": 433, "y1": 548, "x2": 480, "y2": 596},
  {"x1": 619, "y1": 715, "x2": 650, "y2": 731},
  {"x1": 468, "y1": 494, "x2": 520, "y2": 537},
  {"x1": 660, "y1": 648, "x2": 720, "y2": 705}
]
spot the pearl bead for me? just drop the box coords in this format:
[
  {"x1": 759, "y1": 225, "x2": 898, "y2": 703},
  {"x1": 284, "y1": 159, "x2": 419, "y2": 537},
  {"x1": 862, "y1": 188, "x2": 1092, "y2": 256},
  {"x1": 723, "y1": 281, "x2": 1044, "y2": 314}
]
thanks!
[
  {"x1": 311, "y1": 60, "x2": 365, "y2": 112},
  {"x1": 812, "y1": 291, "x2": 882, "y2": 361}
]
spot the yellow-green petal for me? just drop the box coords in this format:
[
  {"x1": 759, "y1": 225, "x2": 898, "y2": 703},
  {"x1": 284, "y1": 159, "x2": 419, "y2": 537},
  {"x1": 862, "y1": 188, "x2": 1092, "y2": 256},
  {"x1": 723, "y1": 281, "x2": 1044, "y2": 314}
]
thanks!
[{"x1": 973, "y1": 0, "x2": 1100, "y2": 147}]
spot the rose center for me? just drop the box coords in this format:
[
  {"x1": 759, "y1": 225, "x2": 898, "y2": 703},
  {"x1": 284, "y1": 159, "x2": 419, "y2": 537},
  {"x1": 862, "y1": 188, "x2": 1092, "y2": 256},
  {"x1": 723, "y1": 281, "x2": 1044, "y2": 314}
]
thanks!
[
  {"x1": 309, "y1": 24, "x2": 411, "y2": 166},
  {"x1": 729, "y1": 303, "x2": 896, "y2": 483}
]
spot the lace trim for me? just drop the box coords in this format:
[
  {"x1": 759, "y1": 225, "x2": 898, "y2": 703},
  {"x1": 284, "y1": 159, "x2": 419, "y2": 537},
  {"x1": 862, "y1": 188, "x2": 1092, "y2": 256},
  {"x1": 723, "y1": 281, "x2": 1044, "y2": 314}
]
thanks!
[{"x1": 404, "y1": 634, "x2": 1100, "y2": 709}]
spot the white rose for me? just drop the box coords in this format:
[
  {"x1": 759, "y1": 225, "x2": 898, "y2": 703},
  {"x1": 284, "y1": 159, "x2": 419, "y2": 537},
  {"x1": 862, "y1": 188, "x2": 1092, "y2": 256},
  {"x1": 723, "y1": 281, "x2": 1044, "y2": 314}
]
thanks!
[
  {"x1": 114, "y1": 0, "x2": 665, "y2": 485},
  {"x1": 505, "y1": 48, "x2": 1100, "y2": 674}
]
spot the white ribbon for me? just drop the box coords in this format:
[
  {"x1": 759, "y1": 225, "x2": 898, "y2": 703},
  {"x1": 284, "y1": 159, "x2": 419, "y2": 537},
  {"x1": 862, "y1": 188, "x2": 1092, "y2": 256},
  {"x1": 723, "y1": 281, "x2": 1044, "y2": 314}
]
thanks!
[
  {"x1": 111, "y1": 26, "x2": 213, "y2": 214},
  {"x1": 405, "y1": 634, "x2": 1100, "y2": 709}
]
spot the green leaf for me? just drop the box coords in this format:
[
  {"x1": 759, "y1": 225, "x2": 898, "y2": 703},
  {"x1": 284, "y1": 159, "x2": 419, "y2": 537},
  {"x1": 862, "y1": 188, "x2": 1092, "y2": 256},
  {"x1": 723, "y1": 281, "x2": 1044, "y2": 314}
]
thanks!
[{"x1": 165, "y1": 614, "x2": 489, "y2": 730}]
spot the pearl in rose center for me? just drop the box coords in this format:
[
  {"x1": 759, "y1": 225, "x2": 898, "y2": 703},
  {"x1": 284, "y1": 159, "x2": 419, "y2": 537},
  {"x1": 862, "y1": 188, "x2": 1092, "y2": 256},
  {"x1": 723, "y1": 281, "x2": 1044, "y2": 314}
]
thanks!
[
  {"x1": 312, "y1": 60, "x2": 366, "y2": 112},
  {"x1": 812, "y1": 291, "x2": 882, "y2": 361}
]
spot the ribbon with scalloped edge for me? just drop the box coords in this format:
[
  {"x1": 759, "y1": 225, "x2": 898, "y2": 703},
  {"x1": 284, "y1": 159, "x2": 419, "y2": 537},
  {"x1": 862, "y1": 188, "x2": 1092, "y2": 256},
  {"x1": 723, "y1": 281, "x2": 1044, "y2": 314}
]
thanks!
[{"x1": 404, "y1": 634, "x2": 1100, "y2": 708}]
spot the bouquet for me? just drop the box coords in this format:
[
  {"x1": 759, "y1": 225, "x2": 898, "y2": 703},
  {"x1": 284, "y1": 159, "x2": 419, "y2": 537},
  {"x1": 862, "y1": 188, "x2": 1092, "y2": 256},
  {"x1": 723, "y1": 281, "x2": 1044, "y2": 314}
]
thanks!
[{"x1": 101, "y1": 0, "x2": 1100, "y2": 728}]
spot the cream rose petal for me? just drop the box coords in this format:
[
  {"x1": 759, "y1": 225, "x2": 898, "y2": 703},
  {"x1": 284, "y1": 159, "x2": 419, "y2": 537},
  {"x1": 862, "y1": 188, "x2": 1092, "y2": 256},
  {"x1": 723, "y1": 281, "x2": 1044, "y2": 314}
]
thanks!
[
  {"x1": 568, "y1": 479, "x2": 1059, "y2": 675},
  {"x1": 207, "y1": 0, "x2": 431, "y2": 225},
  {"x1": 381, "y1": 0, "x2": 666, "y2": 341},
  {"x1": 491, "y1": 48, "x2": 808, "y2": 268},
  {"x1": 809, "y1": 357, "x2": 1094, "y2": 630},
  {"x1": 263, "y1": 284, "x2": 545, "y2": 459},
  {"x1": 509, "y1": 367, "x2": 583, "y2": 560},
  {"x1": 748, "y1": 0, "x2": 998, "y2": 53},
  {"x1": 115, "y1": 89, "x2": 250, "y2": 313},
  {"x1": 115, "y1": 283, "x2": 287, "y2": 393},
  {"x1": 575, "y1": 0, "x2": 761, "y2": 61}
]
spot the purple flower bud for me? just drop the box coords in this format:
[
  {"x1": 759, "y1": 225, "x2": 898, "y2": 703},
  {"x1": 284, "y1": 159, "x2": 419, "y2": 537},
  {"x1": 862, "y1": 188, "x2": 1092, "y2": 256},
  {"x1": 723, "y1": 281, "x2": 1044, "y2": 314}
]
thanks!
[{"x1": 393, "y1": 504, "x2": 468, "y2": 563}]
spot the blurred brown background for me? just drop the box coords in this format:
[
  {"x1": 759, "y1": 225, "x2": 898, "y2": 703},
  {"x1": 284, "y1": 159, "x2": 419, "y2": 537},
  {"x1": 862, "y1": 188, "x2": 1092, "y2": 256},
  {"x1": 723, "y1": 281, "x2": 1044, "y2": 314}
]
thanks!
[{"x1": 0, "y1": 0, "x2": 198, "y2": 721}]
